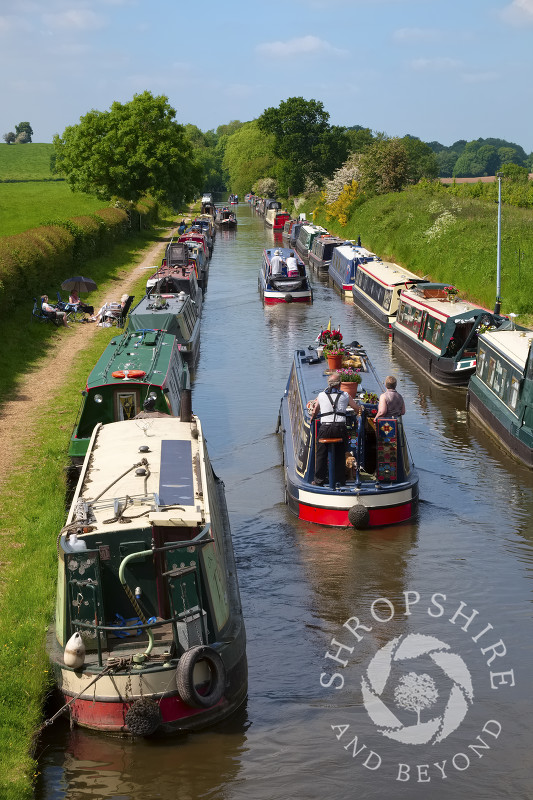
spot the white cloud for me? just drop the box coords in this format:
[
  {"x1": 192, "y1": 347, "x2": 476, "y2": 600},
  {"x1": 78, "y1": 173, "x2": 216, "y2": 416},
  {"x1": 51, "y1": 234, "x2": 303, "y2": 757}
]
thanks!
[
  {"x1": 42, "y1": 9, "x2": 105, "y2": 31},
  {"x1": 256, "y1": 35, "x2": 348, "y2": 58},
  {"x1": 501, "y1": 0, "x2": 533, "y2": 24},
  {"x1": 410, "y1": 57, "x2": 461, "y2": 71},
  {"x1": 393, "y1": 27, "x2": 439, "y2": 42}
]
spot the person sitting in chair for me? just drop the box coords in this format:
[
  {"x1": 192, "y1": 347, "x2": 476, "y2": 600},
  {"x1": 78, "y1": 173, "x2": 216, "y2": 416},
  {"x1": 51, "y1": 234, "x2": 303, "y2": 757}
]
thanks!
[
  {"x1": 92, "y1": 294, "x2": 129, "y2": 325},
  {"x1": 68, "y1": 289, "x2": 94, "y2": 316},
  {"x1": 41, "y1": 295, "x2": 68, "y2": 326}
]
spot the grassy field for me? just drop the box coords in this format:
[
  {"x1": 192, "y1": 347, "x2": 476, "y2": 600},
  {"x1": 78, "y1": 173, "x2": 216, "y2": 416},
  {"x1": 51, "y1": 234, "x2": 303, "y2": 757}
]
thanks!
[
  {"x1": 0, "y1": 182, "x2": 107, "y2": 237},
  {"x1": 0, "y1": 219, "x2": 176, "y2": 799},
  {"x1": 301, "y1": 183, "x2": 533, "y2": 327},
  {"x1": 0, "y1": 143, "x2": 55, "y2": 179}
]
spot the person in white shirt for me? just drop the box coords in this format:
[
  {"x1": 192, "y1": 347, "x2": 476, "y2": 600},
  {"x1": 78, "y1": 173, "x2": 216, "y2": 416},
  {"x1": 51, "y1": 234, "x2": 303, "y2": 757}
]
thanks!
[
  {"x1": 41, "y1": 295, "x2": 68, "y2": 326},
  {"x1": 270, "y1": 250, "x2": 283, "y2": 276},
  {"x1": 311, "y1": 372, "x2": 361, "y2": 486},
  {"x1": 286, "y1": 251, "x2": 299, "y2": 277}
]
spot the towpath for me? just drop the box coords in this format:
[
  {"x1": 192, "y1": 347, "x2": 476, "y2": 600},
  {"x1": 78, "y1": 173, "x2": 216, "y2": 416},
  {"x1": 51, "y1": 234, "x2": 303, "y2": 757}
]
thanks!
[{"x1": 0, "y1": 226, "x2": 176, "y2": 490}]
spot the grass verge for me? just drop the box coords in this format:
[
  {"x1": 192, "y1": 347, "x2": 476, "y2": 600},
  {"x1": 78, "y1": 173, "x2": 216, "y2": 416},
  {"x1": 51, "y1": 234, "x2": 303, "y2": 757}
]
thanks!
[
  {"x1": 298, "y1": 185, "x2": 533, "y2": 328},
  {"x1": 0, "y1": 216, "x2": 178, "y2": 799}
]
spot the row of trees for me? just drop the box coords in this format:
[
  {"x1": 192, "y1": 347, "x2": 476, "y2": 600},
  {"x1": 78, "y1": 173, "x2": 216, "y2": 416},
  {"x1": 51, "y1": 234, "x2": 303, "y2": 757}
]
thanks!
[
  {"x1": 428, "y1": 137, "x2": 530, "y2": 177},
  {"x1": 47, "y1": 91, "x2": 533, "y2": 212},
  {"x1": 3, "y1": 122, "x2": 33, "y2": 144}
]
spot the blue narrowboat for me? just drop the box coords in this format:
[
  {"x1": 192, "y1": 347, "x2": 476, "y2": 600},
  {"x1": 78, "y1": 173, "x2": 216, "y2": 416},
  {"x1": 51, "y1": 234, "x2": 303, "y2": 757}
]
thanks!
[
  {"x1": 328, "y1": 244, "x2": 378, "y2": 294},
  {"x1": 278, "y1": 343, "x2": 419, "y2": 529}
]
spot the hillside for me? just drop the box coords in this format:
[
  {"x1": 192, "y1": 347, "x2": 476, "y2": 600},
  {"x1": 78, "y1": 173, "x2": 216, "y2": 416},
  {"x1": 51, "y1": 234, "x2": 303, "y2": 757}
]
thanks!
[
  {"x1": 0, "y1": 143, "x2": 55, "y2": 180},
  {"x1": 304, "y1": 184, "x2": 533, "y2": 325}
]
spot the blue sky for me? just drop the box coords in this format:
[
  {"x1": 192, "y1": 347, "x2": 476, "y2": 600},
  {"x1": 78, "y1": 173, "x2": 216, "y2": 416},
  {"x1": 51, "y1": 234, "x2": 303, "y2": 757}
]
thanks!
[{"x1": 1, "y1": 0, "x2": 532, "y2": 153}]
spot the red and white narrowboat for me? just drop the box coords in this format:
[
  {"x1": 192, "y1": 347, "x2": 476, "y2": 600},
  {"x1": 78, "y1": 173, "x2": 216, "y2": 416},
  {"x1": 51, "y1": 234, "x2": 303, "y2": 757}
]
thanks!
[
  {"x1": 278, "y1": 342, "x2": 419, "y2": 529},
  {"x1": 259, "y1": 248, "x2": 313, "y2": 304}
]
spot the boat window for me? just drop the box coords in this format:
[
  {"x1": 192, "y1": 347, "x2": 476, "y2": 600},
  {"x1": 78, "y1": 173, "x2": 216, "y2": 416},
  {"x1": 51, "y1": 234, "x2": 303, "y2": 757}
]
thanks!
[
  {"x1": 493, "y1": 361, "x2": 504, "y2": 394},
  {"x1": 477, "y1": 347, "x2": 487, "y2": 377},
  {"x1": 383, "y1": 289, "x2": 392, "y2": 311},
  {"x1": 509, "y1": 375, "x2": 520, "y2": 410},
  {"x1": 487, "y1": 357, "x2": 496, "y2": 387}
]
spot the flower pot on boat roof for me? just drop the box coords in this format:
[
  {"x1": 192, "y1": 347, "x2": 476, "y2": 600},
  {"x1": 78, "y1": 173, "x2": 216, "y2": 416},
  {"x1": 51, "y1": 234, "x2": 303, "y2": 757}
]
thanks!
[
  {"x1": 338, "y1": 368, "x2": 362, "y2": 398},
  {"x1": 326, "y1": 350, "x2": 343, "y2": 370}
]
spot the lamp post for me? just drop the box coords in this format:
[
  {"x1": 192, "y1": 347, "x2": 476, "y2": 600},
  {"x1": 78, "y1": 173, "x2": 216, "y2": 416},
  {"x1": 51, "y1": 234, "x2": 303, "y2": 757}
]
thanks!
[{"x1": 494, "y1": 172, "x2": 503, "y2": 315}]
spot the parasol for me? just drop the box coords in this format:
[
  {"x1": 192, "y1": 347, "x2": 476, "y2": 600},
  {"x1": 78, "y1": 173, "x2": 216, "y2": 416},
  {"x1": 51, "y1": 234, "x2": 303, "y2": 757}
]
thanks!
[{"x1": 61, "y1": 276, "x2": 98, "y2": 293}]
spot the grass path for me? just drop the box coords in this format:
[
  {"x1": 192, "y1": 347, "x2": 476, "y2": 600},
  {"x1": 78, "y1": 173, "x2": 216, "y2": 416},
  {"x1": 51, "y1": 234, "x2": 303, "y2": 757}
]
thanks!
[{"x1": 0, "y1": 222, "x2": 179, "y2": 799}]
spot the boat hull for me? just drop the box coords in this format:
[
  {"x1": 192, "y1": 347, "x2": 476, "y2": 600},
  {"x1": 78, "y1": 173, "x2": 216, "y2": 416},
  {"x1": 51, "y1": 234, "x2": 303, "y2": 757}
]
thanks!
[
  {"x1": 284, "y1": 470, "x2": 418, "y2": 528},
  {"x1": 48, "y1": 636, "x2": 247, "y2": 735},
  {"x1": 467, "y1": 384, "x2": 533, "y2": 468}
]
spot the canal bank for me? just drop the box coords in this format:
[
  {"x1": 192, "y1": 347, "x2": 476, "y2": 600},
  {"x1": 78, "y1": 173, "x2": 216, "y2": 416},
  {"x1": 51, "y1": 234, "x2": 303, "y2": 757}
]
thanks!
[
  {"x1": 35, "y1": 204, "x2": 533, "y2": 800},
  {"x1": 0, "y1": 223, "x2": 181, "y2": 799}
]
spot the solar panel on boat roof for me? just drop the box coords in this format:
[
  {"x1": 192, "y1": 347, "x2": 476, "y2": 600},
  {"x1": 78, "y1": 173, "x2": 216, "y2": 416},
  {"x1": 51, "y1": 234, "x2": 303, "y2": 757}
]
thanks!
[{"x1": 159, "y1": 440, "x2": 194, "y2": 506}]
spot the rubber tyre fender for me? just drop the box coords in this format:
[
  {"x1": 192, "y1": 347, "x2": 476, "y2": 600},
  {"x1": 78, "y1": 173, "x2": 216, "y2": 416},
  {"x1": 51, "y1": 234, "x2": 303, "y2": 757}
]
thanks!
[{"x1": 176, "y1": 645, "x2": 226, "y2": 709}]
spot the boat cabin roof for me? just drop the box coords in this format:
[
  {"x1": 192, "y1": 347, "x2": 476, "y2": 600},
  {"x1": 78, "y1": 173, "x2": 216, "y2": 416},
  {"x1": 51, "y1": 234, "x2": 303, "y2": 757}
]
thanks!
[
  {"x1": 87, "y1": 330, "x2": 177, "y2": 390},
  {"x1": 400, "y1": 282, "x2": 494, "y2": 322},
  {"x1": 128, "y1": 292, "x2": 199, "y2": 341},
  {"x1": 69, "y1": 417, "x2": 208, "y2": 536},
  {"x1": 293, "y1": 343, "x2": 382, "y2": 412},
  {"x1": 480, "y1": 329, "x2": 533, "y2": 371},
  {"x1": 357, "y1": 259, "x2": 423, "y2": 288}
]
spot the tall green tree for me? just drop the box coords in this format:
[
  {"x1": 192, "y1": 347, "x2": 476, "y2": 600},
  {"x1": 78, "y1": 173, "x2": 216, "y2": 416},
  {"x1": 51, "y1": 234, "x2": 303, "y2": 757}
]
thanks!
[
  {"x1": 257, "y1": 97, "x2": 348, "y2": 195},
  {"x1": 15, "y1": 121, "x2": 33, "y2": 142},
  {"x1": 223, "y1": 121, "x2": 277, "y2": 198},
  {"x1": 359, "y1": 136, "x2": 410, "y2": 194},
  {"x1": 401, "y1": 135, "x2": 439, "y2": 183},
  {"x1": 52, "y1": 91, "x2": 202, "y2": 206}
]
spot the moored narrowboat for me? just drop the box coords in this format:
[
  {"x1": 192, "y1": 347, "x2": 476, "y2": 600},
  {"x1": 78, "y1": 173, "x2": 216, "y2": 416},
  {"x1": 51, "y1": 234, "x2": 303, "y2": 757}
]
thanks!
[
  {"x1": 265, "y1": 208, "x2": 291, "y2": 230},
  {"x1": 128, "y1": 290, "x2": 201, "y2": 366},
  {"x1": 48, "y1": 415, "x2": 247, "y2": 736},
  {"x1": 467, "y1": 327, "x2": 533, "y2": 467},
  {"x1": 281, "y1": 218, "x2": 296, "y2": 245},
  {"x1": 351, "y1": 259, "x2": 424, "y2": 329},
  {"x1": 308, "y1": 236, "x2": 345, "y2": 272},
  {"x1": 392, "y1": 283, "x2": 507, "y2": 386},
  {"x1": 295, "y1": 224, "x2": 329, "y2": 262},
  {"x1": 328, "y1": 244, "x2": 378, "y2": 294},
  {"x1": 259, "y1": 248, "x2": 313, "y2": 304},
  {"x1": 68, "y1": 328, "x2": 189, "y2": 468},
  {"x1": 278, "y1": 343, "x2": 419, "y2": 529}
]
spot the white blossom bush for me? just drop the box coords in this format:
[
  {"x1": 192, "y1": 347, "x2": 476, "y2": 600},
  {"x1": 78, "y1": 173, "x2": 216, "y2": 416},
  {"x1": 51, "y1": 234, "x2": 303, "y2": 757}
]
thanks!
[{"x1": 324, "y1": 154, "x2": 361, "y2": 204}]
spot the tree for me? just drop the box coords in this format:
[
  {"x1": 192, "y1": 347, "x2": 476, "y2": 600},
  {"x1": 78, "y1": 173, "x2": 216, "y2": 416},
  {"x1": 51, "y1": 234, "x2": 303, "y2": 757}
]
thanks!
[
  {"x1": 345, "y1": 126, "x2": 374, "y2": 154},
  {"x1": 257, "y1": 97, "x2": 349, "y2": 195},
  {"x1": 223, "y1": 120, "x2": 277, "y2": 198},
  {"x1": 52, "y1": 91, "x2": 202, "y2": 206},
  {"x1": 394, "y1": 672, "x2": 438, "y2": 724},
  {"x1": 359, "y1": 136, "x2": 410, "y2": 194},
  {"x1": 15, "y1": 131, "x2": 30, "y2": 144},
  {"x1": 401, "y1": 136, "x2": 439, "y2": 183},
  {"x1": 3, "y1": 132, "x2": 15, "y2": 144},
  {"x1": 15, "y1": 122, "x2": 33, "y2": 142}
]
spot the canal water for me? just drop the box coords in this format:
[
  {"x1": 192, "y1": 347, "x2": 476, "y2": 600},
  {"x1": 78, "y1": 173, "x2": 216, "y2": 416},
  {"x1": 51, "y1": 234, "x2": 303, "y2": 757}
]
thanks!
[{"x1": 37, "y1": 206, "x2": 533, "y2": 799}]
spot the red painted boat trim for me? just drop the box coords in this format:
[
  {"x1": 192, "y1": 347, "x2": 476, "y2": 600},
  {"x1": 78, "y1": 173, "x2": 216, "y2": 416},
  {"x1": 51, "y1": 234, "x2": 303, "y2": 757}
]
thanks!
[
  {"x1": 264, "y1": 296, "x2": 312, "y2": 304},
  {"x1": 298, "y1": 500, "x2": 413, "y2": 528},
  {"x1": 342, "y1": 283, "x2": 353, "y2": 291},
  {"x1": 65, "y1": 691, "x2": 223, "y2": 732}
]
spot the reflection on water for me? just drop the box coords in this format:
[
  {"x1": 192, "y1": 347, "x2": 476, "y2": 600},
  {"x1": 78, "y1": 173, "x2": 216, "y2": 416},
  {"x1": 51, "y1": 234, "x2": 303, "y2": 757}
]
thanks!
[{"x1": 37, "y1": 205, "x2": 533, "y2": 800}]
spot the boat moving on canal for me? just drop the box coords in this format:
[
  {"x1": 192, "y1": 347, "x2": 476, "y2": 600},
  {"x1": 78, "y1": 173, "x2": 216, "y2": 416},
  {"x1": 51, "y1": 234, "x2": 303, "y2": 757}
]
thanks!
[
  {"x1": 48, "y1": 414, "x2": 247, "y2": 736},
  {"x1": 278, "y1": 343, "x2": 419, "y2": 528},
  {"x1": 467, "y1": 326, "x2": 533, "y2": 467},
  {"x1": 392, "y1": 283, "x2": 508, "y2": 386},
  {"x1": 259, "y1": 248, "x2": 313, "y2": 304}
]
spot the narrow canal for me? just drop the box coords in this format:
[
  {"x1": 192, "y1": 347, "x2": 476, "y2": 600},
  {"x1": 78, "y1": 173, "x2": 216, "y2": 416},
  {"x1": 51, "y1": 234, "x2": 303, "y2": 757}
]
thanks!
[{"x1": 37, "y1": 205, "x2": 533, "y2": 799}]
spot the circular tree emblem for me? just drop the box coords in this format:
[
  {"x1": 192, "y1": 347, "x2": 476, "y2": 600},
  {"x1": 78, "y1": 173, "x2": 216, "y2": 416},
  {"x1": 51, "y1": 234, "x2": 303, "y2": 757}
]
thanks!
[{"x1": 361, "y1": 633, "x2": 473, "y2": 745}]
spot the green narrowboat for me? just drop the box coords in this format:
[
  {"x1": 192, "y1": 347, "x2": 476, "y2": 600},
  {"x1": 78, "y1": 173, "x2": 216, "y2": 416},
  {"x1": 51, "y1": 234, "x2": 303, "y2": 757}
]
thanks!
[
  {"x1": 48, "y1": 415, "x2": 247, "y2": 736},
  {"x1": 467, "y1": 327, "x2": 533, "y2": 468},
  {"x1": 68, "y1": 329, "x2": 189, "y2": 468},
  {"x1": 128, "y1": 291, "x2": 201, "y2": 366}
]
